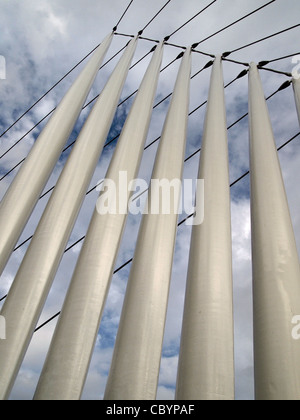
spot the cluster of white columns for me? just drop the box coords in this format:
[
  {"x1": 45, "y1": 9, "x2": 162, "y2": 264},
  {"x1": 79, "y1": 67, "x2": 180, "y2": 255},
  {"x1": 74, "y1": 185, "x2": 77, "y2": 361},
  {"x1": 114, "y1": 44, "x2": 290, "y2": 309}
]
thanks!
[
  {"x1": 0, "y1": 32, "x2": 113, "y2": 276},
  {"x1": 0, "y1": 35, "x2": 299, "y2": 401},
  {"x1": 34, "y1": 40, "x2": 164, "y2": 400}
]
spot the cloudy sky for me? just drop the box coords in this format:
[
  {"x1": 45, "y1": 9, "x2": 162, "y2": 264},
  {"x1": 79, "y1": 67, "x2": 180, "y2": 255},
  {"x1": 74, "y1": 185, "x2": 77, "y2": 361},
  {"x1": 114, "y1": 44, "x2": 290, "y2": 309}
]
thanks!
[{"x1": 0, "y1": 0, "x2": 299, "y2": 400}]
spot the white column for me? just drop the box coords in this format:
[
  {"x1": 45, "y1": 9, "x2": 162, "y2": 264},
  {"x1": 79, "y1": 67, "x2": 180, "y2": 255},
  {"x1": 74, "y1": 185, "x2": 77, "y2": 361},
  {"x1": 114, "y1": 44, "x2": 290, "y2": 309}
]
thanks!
[
  {"x1": 176, "y1": 56, "x2": 234, "y2": 400},
  {"x1": 104, "y1": 47, "x2": 192, "y2": 401},
  {"x1": 292, "y1": 77, "x2": 300, "y2": 126},
  {"x1": 0, "y1": 33, "x2": 113, "y2": 276},
  {"x1": 33, "y1": 42, "x2": 164, "y2": 400},
  {"x1": 249, "y1": 63, "x2": 300, "y2": 400},
  {"x1": 0, "y1": 37, "x2": 138, "y2": 401}
]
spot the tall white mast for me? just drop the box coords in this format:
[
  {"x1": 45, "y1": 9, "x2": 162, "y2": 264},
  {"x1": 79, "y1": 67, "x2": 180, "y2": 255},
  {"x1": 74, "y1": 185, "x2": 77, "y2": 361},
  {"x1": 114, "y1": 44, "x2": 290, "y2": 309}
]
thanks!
[
  {"x1": 176, "y1": 56, "x2": 234, "y2": 400},
  {"x1": 104, "y1": 47, "x2": 192, "y2": 400},
  {"x1": 249, "y1": 63, "x2": 300, "y2": 400}
]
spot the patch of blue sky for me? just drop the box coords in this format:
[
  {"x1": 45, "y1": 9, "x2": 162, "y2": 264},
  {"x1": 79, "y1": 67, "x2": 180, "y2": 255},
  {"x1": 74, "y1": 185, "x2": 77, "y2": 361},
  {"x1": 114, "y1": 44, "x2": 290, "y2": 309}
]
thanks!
[
  {"x1": 162, "y1": 343, "x2": 180, "y2": 359},
  {"x1": 231, "y1": 175, "x2": 250, "y2": 203},
  {"x1": 98, "y1": 320, "x2": 118, "y2": 350},
  {"x1": 105, "y1": 102, "x2": 130, "y2": 147}
]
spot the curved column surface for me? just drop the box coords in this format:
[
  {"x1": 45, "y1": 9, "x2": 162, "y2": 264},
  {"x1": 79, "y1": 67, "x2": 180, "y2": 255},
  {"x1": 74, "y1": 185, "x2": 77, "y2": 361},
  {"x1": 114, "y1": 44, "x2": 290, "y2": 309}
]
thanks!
[
  {"x1": 249, "y1": 63, "x2": 300, "y2": 400},
  {"x1": 176, "y1": 56, "x2": 234, "y2": 401}
]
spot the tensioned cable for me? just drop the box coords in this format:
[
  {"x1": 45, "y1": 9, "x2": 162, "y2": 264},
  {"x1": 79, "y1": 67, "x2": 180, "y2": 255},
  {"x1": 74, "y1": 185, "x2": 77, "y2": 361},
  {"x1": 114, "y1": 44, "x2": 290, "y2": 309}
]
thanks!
[
  {"x1": 140, "y1": 0, "x2": 173, "y2": 33},
  {"x1": 258, "y1": 52, "x2": 300, "y2": 67},
  {"x1": 223, "y1": 23, "x2": 300, "y2": 57},
  {"x1": 6, "y1": 130, "x2": 297, "y2": 330},
  {"x1": 115, "y1": 0, "x2": 174, "y2": 36},
  {"x1": 193, "y1": 0, "x2": 277, "y2": 47},
  {"x1": 258, "y1": 66, "x2": 292, "y2": 77},
  {"x1": 113, "y1": 0, "x2": 135, "y2": 31},
  {"x1": 227, "y1": 79, "x2": 292, "y2": 129},
  {"x1": 164, "y1": 0, "x2": 218, "y2": 40},
  {"x1": 222, "y1": 57, "x2": 296, "y2": 79},
  {"x1": 230, "y1": 132, "x2": 300, "y2": 187}
]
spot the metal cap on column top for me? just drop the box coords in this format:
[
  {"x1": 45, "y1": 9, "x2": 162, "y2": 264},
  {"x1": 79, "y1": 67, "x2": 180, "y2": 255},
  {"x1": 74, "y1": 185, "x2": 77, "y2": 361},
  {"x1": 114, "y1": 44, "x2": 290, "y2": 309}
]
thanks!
[{"x1": 249, "y1": 62, "x2": 300, "y2": 400}]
